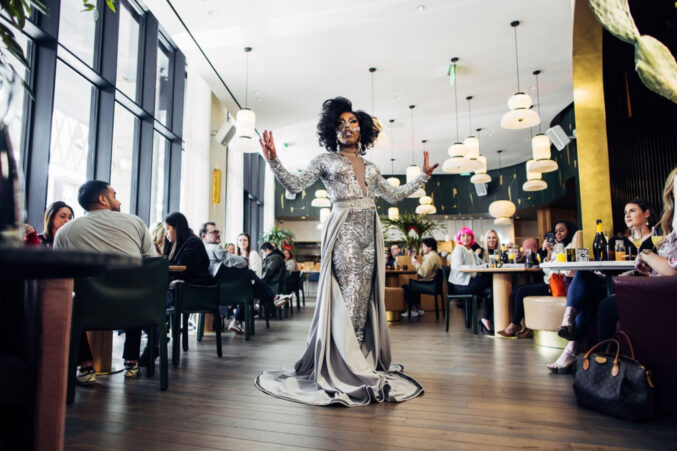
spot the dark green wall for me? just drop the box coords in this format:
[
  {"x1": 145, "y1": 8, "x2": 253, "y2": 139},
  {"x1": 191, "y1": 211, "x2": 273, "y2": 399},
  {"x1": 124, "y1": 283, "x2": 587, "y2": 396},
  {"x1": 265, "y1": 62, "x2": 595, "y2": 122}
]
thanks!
[{"x1": 276, "y1": 107, "x2": 579, "y2": 220}]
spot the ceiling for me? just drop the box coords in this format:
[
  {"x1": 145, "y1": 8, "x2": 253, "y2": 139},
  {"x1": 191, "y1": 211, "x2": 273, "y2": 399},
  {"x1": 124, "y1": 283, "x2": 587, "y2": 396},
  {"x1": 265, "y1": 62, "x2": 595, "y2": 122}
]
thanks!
[{"x1": 145, "y1": 0, "x2": 575, "y2": 174}]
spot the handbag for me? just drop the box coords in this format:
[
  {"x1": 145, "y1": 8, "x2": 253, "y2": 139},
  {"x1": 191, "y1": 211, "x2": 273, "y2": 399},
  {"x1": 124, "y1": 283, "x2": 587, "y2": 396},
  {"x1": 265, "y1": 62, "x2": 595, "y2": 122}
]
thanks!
[
  {"x1": 572, "y1": 331, "x2": 655, "y2": 421},
  {"x1": 549, "y1": 273, "x2": 571, "y2": 296}
]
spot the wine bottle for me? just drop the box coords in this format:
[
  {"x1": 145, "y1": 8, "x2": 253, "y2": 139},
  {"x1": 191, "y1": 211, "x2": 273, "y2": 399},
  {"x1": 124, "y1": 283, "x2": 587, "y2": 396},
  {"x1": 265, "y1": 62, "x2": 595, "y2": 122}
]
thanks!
[
  {"x1": 592, "y1": 219, "x2": 608, "y2": 261},
  {"x1": 500, "y1": 244, "x2": 508, "y2": 264}
]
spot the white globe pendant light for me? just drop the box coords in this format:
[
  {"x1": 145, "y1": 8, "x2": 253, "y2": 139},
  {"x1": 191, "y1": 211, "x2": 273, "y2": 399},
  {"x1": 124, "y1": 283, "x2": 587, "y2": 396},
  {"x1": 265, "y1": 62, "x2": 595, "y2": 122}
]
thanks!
[
  {"x1": 501, "y1": 21, "x2": 540, "y2": 130},
  {"x1": 442, "y1": 57, "x2": 469, "y2": 174},
  {"x1": 522, "y1": 159, "x2": 547, "y2": 191},
  {"x1": 470, "y1": 155, "x2": 492, "y2": 184},
  {"x1": 311, "y1": 189, "x2": 331, "y2": 208},
  {"x1": 232, "y1": 47, "x2": 259, "y2": 153},
  {"x1": 388, "y1": 207, "x2": 400, "y2": 220},
  {"x1": 488, "y1": 150, "x2": 516, "y2": 224},
  {"x1": 386, "y1": 119, "x2": 401, "y2": 187},
  {"x1": 415, "y1": 195, "x2": 436, "y2": 215},
  {"x1": 462, "y1": 97, "x2": 483, "y2": 173},
  {"x1": 407, "y1": 105, "x2": 424, "y2": 198},
  {"x1": 529, "y1": 70, "x2": 558, "y2": 173}
]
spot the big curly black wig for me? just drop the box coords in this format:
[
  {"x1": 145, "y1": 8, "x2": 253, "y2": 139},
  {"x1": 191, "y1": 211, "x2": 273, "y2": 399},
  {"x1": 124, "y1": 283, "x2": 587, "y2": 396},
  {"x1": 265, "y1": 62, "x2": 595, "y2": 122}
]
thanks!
[{"x1": 316, "y1": 97, "x2": 380, "y2": 155}]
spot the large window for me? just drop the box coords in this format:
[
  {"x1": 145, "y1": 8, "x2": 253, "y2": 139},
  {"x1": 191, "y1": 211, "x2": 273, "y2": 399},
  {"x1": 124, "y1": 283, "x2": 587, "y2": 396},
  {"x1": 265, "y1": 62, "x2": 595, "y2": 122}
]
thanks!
[
  {"x1": 58, "y1": 0, "x2": 97, "y2": 66},
  {"x1": 5, "y1": 32, "x2": 30, "y2": 172},
  {"x1": 20, "y1": 0, "x2": 186, "y2": 228},
  {"x1": 150, "y1": 131, "x2": 168, "y2": 225},
  {"x1": 46, "y1": 61, "x2": 95, "y2": 214},
  {"x1": 110, "y1": 103, "x2": 138, "y2": 213},
  {"x1": 115, "y1": 2, "x2": 142, "y2": 101}
]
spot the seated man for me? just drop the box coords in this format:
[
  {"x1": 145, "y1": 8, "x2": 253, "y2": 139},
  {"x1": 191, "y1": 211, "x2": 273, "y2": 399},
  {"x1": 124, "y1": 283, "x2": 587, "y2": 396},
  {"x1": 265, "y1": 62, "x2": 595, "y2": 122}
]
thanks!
[
  {"x1": 200, "y1": 223, "x2": 289, "y2": 334},
  {"x1": 401, "y1": 237, "x2": 443, "y2": 318},
  {"x1": 54, "y1": 180, "x2": 157, "y2": 382},
  {"x1": 260, "y1": 242, "x2": 288, "y2": 307}
]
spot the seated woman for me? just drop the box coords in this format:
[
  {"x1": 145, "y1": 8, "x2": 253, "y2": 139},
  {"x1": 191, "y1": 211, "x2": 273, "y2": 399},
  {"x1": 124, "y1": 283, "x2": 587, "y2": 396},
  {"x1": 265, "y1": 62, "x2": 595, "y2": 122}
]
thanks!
[
  {"x1": 24, "y1": 201, "x2": 74, "y2": 247},
  {"x1": 449, "y1": 227, "x2": 493, "y2": 333},
  {"x1": 283, "y1": 249, "x2": 299, "y2": 272},
  {"x1": 237, "y1": 233, "x2": 262, "y2": 277},
  {"x1": 546, "y1": 200, "x2": 657, "y2": 373},
  {"x1": 497, "y1": 220, "x2": 578, "y2": 338},
  {"x1": 597, "y1": 169, "x2": 677, "y2": 342},
  {"x1": 163, "y1": 212, "x2": 212, "y2": 287},
  {"x1": 482, "y1": 229, "x2": 501, "y2": 263}
]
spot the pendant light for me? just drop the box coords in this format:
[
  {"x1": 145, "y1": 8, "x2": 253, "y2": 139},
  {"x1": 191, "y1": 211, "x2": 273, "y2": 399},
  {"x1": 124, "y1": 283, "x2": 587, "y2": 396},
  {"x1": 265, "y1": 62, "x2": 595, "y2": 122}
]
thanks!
[
  {"x1": 406, "y1": 105, "x2": 425, "y2": 198},
  {"x1": 386, "y1": 119, "x2": 400, "y2": 187},
  {"x1": 369, "y1": 67, "x2": 384, "y2": 145},
  {"x1": 522, "y1": 159, "x2": 547, "y2": 191},
  {"x1": 488, "y1": 150, "x2": 516, "y2": 225},
  {"x1": 442, "y1": 57, "x2": 469, "y2": 174},
  {"x1": 232, "y1": 47, "x2": 258, "y2": 152},
  {"x1": 470, "y1": 128, "x2": 491, "y2": 184},
  {"x1": 415, "y1": 195, "x2": 436, "y2": 215},
  {"x1": 463, "y1": 97, "x2": 482, "y2": 172},
  {"x1": 311, "y1": 189, "x2": 331, "y2": 208},
  {"x1": 501, "y1": 21, "x2": 540, "y2": 130},
  {"x1": 529, "y1": 70, "x2": 558, "y2": 173},
  {"x1": 388, "y1": 207, "x2": 400, "y2": 220}
]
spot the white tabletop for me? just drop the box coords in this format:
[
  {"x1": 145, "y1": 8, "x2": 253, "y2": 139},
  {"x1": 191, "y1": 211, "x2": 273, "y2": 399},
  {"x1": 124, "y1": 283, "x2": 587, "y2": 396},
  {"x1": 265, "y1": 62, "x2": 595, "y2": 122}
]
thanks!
[{"x1": 540, "y1": 261, "x2": 634, "y2": 271}]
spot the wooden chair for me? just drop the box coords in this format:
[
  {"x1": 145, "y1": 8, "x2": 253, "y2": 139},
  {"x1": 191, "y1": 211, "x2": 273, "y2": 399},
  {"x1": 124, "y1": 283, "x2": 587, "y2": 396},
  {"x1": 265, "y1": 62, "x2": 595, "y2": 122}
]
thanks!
[{"x1": 68, "y1": 257, "x2": 169, "y2": 403}]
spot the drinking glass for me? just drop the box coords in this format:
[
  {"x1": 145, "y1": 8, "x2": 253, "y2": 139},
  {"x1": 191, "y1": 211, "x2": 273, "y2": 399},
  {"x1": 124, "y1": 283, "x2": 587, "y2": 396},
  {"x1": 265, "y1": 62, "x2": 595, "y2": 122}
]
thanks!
[
  {"x1": 614, "y1": 240, "x2": 626, "y2": 261},
  {"x1": 555, "y1": 243, "x2": 566, "y2": 262},
  {"x1": 651, "y1": 225, "x2": 664, "y2": 249},
  {"x1": 631, "y1": 226, "x2": 644, "y2": 254}
]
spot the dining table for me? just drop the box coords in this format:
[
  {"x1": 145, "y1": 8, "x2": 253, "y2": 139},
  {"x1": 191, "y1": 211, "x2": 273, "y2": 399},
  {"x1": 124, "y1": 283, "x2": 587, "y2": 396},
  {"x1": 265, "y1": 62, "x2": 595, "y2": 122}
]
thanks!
[
  {"x1": 540, "y1": 260, "x2": 635, "y2": 295},
  {"x1": 459, "y1": 264, "x2": 543, "y2": 336}
]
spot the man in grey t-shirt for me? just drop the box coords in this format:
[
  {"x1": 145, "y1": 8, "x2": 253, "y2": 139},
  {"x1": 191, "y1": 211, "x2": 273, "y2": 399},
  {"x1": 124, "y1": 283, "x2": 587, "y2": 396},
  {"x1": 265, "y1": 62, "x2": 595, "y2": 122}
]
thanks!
[{"x1": 54, "y1": 180, "x2": 157, "y2": 383}]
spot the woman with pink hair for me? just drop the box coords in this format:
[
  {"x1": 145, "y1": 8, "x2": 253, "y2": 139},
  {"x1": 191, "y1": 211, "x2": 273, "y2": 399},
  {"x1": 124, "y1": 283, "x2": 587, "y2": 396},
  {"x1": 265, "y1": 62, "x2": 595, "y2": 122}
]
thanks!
[{"x1": 448, "y1": 227, "x2": 493, "y2": 333}]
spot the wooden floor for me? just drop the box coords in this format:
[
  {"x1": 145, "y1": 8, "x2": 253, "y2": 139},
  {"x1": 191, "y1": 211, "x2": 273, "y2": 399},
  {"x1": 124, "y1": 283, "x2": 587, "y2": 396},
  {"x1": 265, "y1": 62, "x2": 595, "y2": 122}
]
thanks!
[{"x1": 65, "y1": 296, "x2": 677, "y2": 450}]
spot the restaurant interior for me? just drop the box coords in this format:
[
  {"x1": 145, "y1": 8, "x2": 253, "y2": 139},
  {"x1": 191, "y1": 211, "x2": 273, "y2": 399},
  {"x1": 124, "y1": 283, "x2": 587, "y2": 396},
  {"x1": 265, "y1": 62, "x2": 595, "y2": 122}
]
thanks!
[{"x1": 1, "y1": 0, "x2": 677, "y2": 449}]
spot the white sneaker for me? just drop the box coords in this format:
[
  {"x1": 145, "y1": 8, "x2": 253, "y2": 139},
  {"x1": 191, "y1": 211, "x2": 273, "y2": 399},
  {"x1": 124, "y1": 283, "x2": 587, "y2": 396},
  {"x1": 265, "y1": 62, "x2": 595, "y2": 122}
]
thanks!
[
  {"x1": 401, "y1": 310, "x2": 419, "y2": 318},
  {"x1": 76, "y1": 366, "x2": 96, "y2": 385},
  {"x1": 417, "y1": 309, "x2": 425, "y2": 316},
  {"x1": 274, "y1": 294, "x2": 292, "y2": 307},
  {"x1": 228, "y1": 320, "x2": 244, "y2": 335}
]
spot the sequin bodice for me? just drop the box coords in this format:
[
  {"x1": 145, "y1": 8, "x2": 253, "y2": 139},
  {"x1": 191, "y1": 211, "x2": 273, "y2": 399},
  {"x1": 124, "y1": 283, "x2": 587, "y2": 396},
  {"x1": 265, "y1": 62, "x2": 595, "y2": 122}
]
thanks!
[{"x1": 267, "y1": 153, "x2": 430, "y2": 204}]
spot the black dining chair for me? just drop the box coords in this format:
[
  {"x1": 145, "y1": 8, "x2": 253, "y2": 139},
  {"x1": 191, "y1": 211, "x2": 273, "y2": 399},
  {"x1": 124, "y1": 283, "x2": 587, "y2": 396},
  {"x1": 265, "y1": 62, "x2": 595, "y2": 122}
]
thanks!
[
  {"x1": 441, "y1": 266, "x2": 478, "y2": 334},
  {"x1": 407, "y1": 268, "x2": 445, "y2": 319}
]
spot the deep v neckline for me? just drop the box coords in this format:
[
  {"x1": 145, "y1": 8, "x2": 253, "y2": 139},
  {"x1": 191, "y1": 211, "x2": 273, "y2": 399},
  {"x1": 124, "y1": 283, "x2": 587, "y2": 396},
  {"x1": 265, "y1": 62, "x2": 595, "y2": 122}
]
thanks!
[{"x1": 340, "y1": 153, "x2": 367, "y2": 197}]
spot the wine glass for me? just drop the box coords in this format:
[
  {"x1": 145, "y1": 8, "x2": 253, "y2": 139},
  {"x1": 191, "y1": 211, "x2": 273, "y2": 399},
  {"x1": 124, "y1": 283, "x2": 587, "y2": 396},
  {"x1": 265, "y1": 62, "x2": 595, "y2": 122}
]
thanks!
[
  {"x1": 651, "y1": 225, "x2": 664, "y2": 249},
  {"x1": 631, "y1": 226, "x2": 644, "y2": 254}
]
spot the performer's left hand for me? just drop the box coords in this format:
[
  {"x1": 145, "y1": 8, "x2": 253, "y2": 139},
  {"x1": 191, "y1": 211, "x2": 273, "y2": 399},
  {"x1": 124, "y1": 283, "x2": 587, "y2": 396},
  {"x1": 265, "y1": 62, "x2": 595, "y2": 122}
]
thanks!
[{"x1": 423, "y1": 151, "x2": 438, "y2": 176}]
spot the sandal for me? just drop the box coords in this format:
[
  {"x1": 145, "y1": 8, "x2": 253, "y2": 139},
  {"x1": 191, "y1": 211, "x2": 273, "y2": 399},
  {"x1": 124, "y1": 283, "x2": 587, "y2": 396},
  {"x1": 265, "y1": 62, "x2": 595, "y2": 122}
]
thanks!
[
  {"x1": 516, "y1": 328, "x2": 533, "y2": 339},
  {"x1": 547, "y1": 349, "x2": 575, "y2": 374},
  {"x1": 557, "y1": 323, "x2": 576, "y2": 341}
]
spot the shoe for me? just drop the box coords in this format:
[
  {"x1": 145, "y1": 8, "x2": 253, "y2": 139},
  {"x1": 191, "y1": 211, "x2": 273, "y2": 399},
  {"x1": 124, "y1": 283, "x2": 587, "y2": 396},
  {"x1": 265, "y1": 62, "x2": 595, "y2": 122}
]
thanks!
[
  {"x1": 76, "y1": 366, "x2": 96, "y2": 385},
  {"x1": 497, "y1": 328, "x2": 517, "y2": 338},
  {"x1": 417, "y1": 308, "x2": 425, "y2": 316},
  {"x1": 139, "y1": 345, "x2": 159, "y2": 367},
  {"x1": 478, "y1": 320, "x2": 494, "y2": 335},
  {"x1": 557, "y1": 323, "x2": 575, "y2": 341},
  {"x1": 274, "y1": 294, "x2": 292, "y2": 307},
  {"x1": 124, "y1": 362, "x2": 141, "y2": 378},
  {"x1": 228, "y1": 320, "x2": 244, "y2": 336},
  {"x1": 547, "y1": 349, "x2": 575, "y2": 374},
  {"x1": 400, "y1": 310, "x2": 420, "y2": 318},
  {"x1": 517, "y1": 328, "x2": 533, "y2": 339}
]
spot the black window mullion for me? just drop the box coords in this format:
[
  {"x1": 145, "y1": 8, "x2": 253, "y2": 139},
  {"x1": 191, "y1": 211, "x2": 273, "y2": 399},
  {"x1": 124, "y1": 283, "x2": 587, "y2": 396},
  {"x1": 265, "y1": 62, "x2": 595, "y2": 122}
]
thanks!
[
  {"x1": 135, "y1": 13, "x2": 158, "y2": 223},
  {"x1": 166, "y1": 50, "x2": 185, "y2": 212},
  {"x1": 24, "y1": 0, "x2": 60, "y2": 228}
]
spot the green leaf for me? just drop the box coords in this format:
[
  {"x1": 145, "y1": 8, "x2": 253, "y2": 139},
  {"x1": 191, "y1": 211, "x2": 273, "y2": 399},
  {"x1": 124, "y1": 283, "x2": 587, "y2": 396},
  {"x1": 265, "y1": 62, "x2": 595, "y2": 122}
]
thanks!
[{"x1": 105, "y1": 0, "x2": 116, "y2": 13}]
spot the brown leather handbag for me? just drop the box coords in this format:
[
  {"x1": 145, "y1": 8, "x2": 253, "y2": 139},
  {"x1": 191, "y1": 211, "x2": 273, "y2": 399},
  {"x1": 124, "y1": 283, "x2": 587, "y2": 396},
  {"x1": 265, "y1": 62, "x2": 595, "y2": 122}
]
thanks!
[{"x1": 572, "y1": 331, "x2": 655, "y2": 421}]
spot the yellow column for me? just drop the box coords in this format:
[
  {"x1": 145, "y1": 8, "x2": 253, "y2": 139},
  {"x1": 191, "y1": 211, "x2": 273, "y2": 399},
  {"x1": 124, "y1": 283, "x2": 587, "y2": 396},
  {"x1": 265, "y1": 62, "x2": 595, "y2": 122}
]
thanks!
[{"x1": 573, "y1": 0, "x2": 614, "y2": 248}]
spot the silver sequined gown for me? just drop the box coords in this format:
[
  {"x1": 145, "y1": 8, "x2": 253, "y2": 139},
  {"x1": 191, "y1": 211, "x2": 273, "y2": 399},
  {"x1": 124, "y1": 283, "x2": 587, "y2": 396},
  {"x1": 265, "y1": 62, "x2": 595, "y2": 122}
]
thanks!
[{"x1": 255, "y1": 152, "x2": 429, "y2": 406}]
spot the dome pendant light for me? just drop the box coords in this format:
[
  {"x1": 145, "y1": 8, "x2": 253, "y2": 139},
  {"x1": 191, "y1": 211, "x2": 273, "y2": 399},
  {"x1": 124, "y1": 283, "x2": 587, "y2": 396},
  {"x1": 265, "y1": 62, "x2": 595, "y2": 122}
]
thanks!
[
  {"x1": 522, "y1": 159, "x2": 548, "y2": 191},
  {"x1": 369, "y1": 67, "x2": 384, "y2": 145},
  {"x1": 442, "y1": 57, "x2": 469, "y2": 174},
  {"x1": 406, "y1": 105, "x2": 425, "y2": 198},
  {"x1": 529, "y1": 69, "x2": 558, "y2": 173},
  {"x1": 501, "y1": 21, "x2": 540, "y2": 130},
  {"x1": 415, "y1": 195, "x2": 436, "y2": 215},
  {"x1": 386, "y1": 119, "x2": 400, "y2": 187},
  {"x1": 463, "y1": 96, "x2": 482, "y2": 172},
  {"x1": 311, "y1": 189, "x2": 331, "y2": 208},
  {"x1": 233, "y1": 47, "x2": 258, "y2": 152},
  {"x1": 470, "y1": 128, "x2": 491, "y2": 184},
  {"x1": 488, "y1": 150, "x2": 517, "y2": 225}
]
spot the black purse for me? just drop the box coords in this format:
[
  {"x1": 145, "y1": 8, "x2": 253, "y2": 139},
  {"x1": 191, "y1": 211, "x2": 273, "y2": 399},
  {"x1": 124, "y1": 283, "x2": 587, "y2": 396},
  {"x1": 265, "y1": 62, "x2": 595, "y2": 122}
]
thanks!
[{"x1": 572, "y1": 331, "x2": 655, "y2": 421}]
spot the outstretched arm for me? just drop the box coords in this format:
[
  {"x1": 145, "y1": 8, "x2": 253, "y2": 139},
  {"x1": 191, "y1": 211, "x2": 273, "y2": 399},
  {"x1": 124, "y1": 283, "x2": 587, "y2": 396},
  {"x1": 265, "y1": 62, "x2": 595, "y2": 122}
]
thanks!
[
  {"x1": 260, "y1": 130, "x2": 323, "y2": 194},
  {"x1": 374, "y1": 151, "x2": 437, "y2": 203}
]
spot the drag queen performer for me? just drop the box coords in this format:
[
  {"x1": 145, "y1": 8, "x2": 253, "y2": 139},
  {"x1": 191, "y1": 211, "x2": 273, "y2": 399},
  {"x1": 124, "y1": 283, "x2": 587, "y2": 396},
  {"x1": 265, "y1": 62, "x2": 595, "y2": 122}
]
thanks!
[{"x1": 255, "y1": 97, "x2": 438, "y2": 406}]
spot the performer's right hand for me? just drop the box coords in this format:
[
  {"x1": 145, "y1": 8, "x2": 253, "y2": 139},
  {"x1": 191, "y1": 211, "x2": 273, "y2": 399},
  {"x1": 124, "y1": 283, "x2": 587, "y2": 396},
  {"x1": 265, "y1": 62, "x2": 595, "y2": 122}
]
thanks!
[{"x1": 259, "y1": 130, "x2": 277, "y2": 160}]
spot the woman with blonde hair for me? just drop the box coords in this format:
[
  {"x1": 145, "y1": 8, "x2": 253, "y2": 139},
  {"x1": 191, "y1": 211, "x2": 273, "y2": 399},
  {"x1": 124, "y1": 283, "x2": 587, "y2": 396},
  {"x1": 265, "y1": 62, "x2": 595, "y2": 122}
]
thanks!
[{"x1": 482, "y1": 229, "x2": 501, "y2": 263}]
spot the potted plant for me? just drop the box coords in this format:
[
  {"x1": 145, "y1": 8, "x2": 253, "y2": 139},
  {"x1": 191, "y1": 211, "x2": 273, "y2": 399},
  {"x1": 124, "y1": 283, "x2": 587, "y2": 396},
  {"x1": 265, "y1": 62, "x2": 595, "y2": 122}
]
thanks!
[
  {"x1": 381, "y1": 211, "x2": 442, "y2": 255},
  {"x1": 260, "y1": 225, "x2": 296, "y2": 252}
]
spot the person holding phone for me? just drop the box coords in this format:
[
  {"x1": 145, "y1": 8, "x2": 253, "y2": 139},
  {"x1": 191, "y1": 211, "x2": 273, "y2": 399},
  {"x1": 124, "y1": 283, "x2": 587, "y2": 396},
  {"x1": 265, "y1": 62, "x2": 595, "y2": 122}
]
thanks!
[{"x1": 497, "y1": 220, "x2": 578, "y2": 338}]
